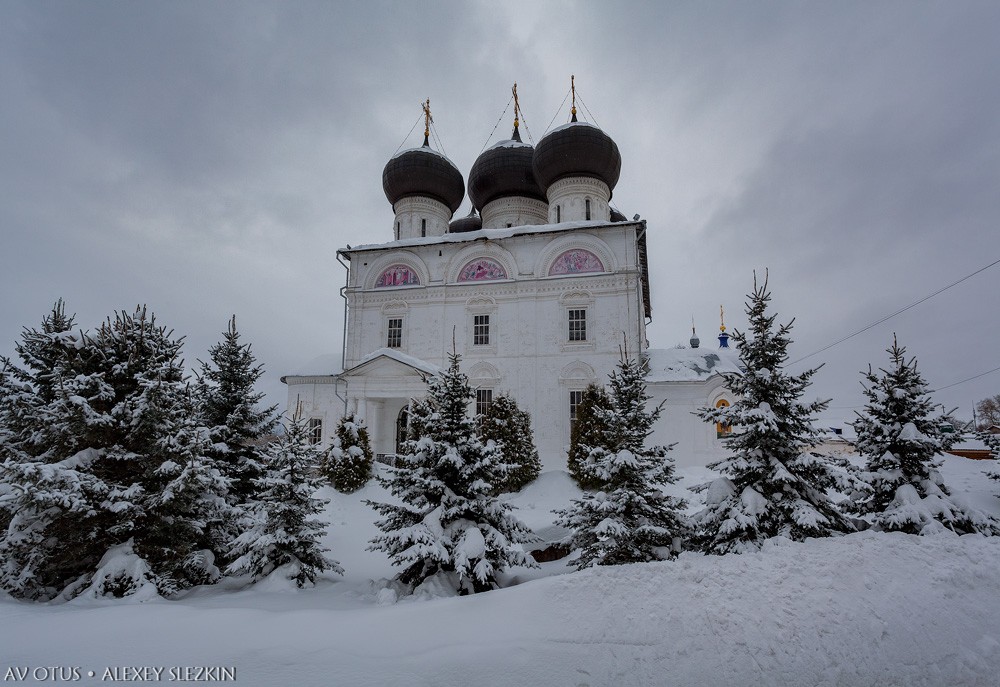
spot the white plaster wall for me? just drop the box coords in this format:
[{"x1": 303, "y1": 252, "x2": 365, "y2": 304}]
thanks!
[{"x1": 646, "y1": 377, "x2": 732, "y2": 469}]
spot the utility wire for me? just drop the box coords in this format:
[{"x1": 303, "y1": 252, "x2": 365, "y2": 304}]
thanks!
[
  {"x1": 392, "y1": 113, "x2": 423, "y2": 156},
  {"x1": 789, "y1": 257, "x2": 1000, "y2": 366},
  {"x1": 480, "y1": 95, "x2": 513, "y2": 154},
  {"x1": 933, "y1": 365, "x2": 1000, "y2": 393}
]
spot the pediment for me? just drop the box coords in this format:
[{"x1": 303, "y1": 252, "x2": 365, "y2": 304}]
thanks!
[{"x1": 341, "y1": 350, "x2": 437, "y2": 380}]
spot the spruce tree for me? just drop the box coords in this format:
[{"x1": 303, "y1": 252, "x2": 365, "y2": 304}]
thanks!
[
  {"x1": 567, "y1": 384, "x2": 613, "y2": 490},
  {"x1": 480, "y1": 394, "x2": 541, "y2": 493},
  {"x1": 852, "y1": 336, "x2": 999, "y2": 535},
  {"x1": 227, "y1": 412, "x2": 341, "y2": 587},
  {"x1": 981, "y1": 430, "x2": 1000, "y2": 493},
  {"x1": 367, "y1": 353, "x2": 535, "y2": 595},
  {"x1": 555, "y1": 353, "x2": 687, "y2": 568},
  {"x1": 196, "y1": 316, "x2": 277, "y2": 504},
  {"x1": 0, "y1": 305, "x2": 234, "y2": 599},
  {"x1": 695, "y1": 273, "x2": 854, "y2": 554},
  {"x1": 322, "y1": 413, "x2": 374, "y2": 493}
]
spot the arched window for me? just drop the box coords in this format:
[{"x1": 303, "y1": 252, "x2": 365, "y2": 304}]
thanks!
[
  {"x1": 375, "y1": 264, "x2": 420, "y2": 288},
  {"x1": 715, "y1": 399, "x2": 732, "y2": 438},
  {"x1": 549, "y1": 249, "x2": 605, "y2": 276},
  {"x1": 396, "y1": 406, "x2": 411, "y2": 455},
  {"x1": 457, "y1": 258, "x2": 507, "y2": 282}
]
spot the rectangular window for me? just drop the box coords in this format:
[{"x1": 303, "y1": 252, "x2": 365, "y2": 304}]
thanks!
[
  {"x1": 569, "y1": 390, "x2": 584, "y2": 424},
  {"x1": 476, "y1": 388, "x2": 493, "y2": 417},
  {"x1": 308, "y1": 418, "x2": 323, "y2": 445},
  {"x1": 568, "y1": 309, "x2": 587, "y2": 342},
  {"x1": 473, "y1": 314, "x2": 490, "y2": 346},
  {"x1": 421, "y1": 219, "x2": 426, "y2": 237},
  {"x1": 387, "y1": 318, "x2": 403, "y2": 348}
]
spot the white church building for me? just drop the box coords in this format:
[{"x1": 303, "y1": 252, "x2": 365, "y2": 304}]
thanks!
[{"x1": 283, "y1": 98, "x2": 740, "y2": 471}]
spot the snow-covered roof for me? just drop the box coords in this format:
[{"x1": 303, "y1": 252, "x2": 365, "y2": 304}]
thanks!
[
  {"x1": 351, "y1": 348, "x2": 440, "y2": 375},
  {"x1": 344, "y1": 219, "x2": 639, "y2": 254},
  {"x1": 645, "y1": 346, "x2": 742, "y2": 383}
]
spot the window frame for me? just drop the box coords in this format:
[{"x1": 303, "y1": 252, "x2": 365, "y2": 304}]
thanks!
[
  {"x1": 386, "y1": 317, "x2": 403, "y2": 349},
  {"x1": 568, "y1": 308, "x2": 587, "y2": 342},
  {"x1": 308, "y1": 418, "x2": 323, "y2": 445},
  {"x1": 476, "y1": 388, "x2": 494, "y2": 417},
  {"x1": 473, "y1": 314, "x2": 491, "y2": 346}
]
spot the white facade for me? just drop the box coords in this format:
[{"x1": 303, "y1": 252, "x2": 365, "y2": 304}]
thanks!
[{"x1": 283, "y1": 118, "x2": 738, "y2": 472}]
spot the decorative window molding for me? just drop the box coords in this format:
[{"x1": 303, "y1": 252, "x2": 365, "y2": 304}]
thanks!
[
  {"x1": 550, "y1": 249, "x2": 604, "y2": 276},
  {"x1": 364, "y1": 251, "x2": 430, "y2": 290},
  {"x1": 465, "y1": 296, "x2": 498, "y2": 354},
  {"x1": 375, "y1": 264, "x2": 420, "y2": 288},
  {"x1": 468, "y1": 361, "x2": 501, "y2": 384},
  {"x1": 559, "y1": 291, "x2": 596, "y2": 352},
  {"x1": 458, "y1": 257, "x2": 508, "y2": 282},
  {"x1": 446, "y1": 243, "x2": 517, "y2": 283},
  {"x1": 535, "y1": 233, "x2": 616, "y2": 278}
]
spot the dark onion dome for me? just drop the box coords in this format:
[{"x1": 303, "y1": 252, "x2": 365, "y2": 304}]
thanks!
[
  {"x1": 449, "y1": 208, "x2": 483, "y2": 233},
  {"x1": 532, "y1": 121, "x2": 622, "y2": 195},
  {"x1": 382, "y1": 143, "x2": 465, "y2": 213},
  {"x1": 610, "y1": 208, "x2": 627, "y2": 222},
  {"x1": 468, "y1": 128, "x2": 546, "y2": 210}
]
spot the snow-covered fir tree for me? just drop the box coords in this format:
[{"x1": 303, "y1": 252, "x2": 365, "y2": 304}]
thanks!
[
  {"x1": 851, "y1": 336, "x2": 999, "y2": 535},
  {"x1": 480, "y1": 394, "x2": 540, "y2": 494},
  {"x1": 367, "y1": 353, "x2": 535, "y2": 595},
  {"x1": 567, "y1": 384, "x2": 613, "y2": 490},
  {"x1": 980, "y1": 430, "x2": 1000, "y2": 490},
  {"x1": 196, "y1": 316, "x2": 277, "y2": 504},
  {"x1": 322, "y1": 413, "x2": 373, "y2": 493},
  {"x1": 695, "y1": 273, "x2": 854, "y2": 554},
  {"x1": 0, "y1": 305, "x2": 235, "y2": 599},
  {"x1": 227, "y1": 410, "x2": 341, "y2": 587},
  {"x1": 555, "y1": 352, "x2": 687, "y2": 568}
]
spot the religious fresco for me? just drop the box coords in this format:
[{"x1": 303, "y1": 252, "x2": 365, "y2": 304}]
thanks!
[
  {"x1": 375, "y1": 264, "x2": 420, "y2": 288},
  {"x1": 457, "y1": 258, "x2": 508, "y2": 282},
  {"x1": 548, "y1": 249, "x2": 605, "y2": 275}
]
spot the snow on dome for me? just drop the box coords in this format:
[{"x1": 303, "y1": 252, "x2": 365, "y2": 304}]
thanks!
[
  {"x1": 468, "y1": 128, "x2": 545, "y2": 210},
  {"x1": 532, "y1": 120, "x2": 622, "y2": 194},
  {"x1": 645, "y1": 346, "x2": 742, "y2": 383},
  {"x1": 383, "y1": 145, "x2": 465, "y2": 213}
]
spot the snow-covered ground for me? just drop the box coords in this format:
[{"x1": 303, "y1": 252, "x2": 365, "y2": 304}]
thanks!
[{"x1": 3, "y1": 457, "x2": 1000, "y2": 686}]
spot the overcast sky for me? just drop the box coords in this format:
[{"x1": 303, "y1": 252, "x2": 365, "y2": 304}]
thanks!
[{"x1": 2, "y1": 0, "x2": 998, "y2": 425}]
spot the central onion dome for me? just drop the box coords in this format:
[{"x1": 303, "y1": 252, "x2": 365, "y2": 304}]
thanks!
[
  {"x1": 532, "y1": 120, "x2": 622, "y2": 196},
  {"x1": 468, "y1": 127, "x2": 546, "y2": 210},
  {"x1": 382, "y1": 141, "x2": 465, "y2": 213},
  {"x1": 448, "y1": 208, "x2": 483, "y2": 233}
]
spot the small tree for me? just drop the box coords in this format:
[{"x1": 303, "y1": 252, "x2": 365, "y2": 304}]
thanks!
[
  {"x1": 227, "y1": 411, "x2": 341, "y2": 587},
  {"x1": 695, "y1": 273, "x2": 854, "y2": 554},
  {"x1": 852, "y1": 336, "x2": 999, "y2": 535},
  {"x1": 323, "y1": 413, "x2": 373, "y2": 493},
  {"x1": 555, "y1": 353, "x2": 687, "y2": 568},
  {"x1": 567, "y1": 384, "x2": 613, "y2": 490},
  {"x1": 367, "y1": 354, "x2": 535, "y2": 595},
  {"x1": 976, "y1": 395, "x2": 1000, "y2": 430},
  {"x1": 981, "y1": 430, "x2": 1000, "y2": 494},
  {"x1": 480, "y1": 395, "x2": 541, "y2": 493}
]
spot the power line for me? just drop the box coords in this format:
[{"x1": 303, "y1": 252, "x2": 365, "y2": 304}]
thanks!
[
  {"x1": 790, "y1": 257, "x2": 1000, "y2": 366},
  {"x1": 933, "y1": 365, "x2": 1000, "y2": 393}
]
